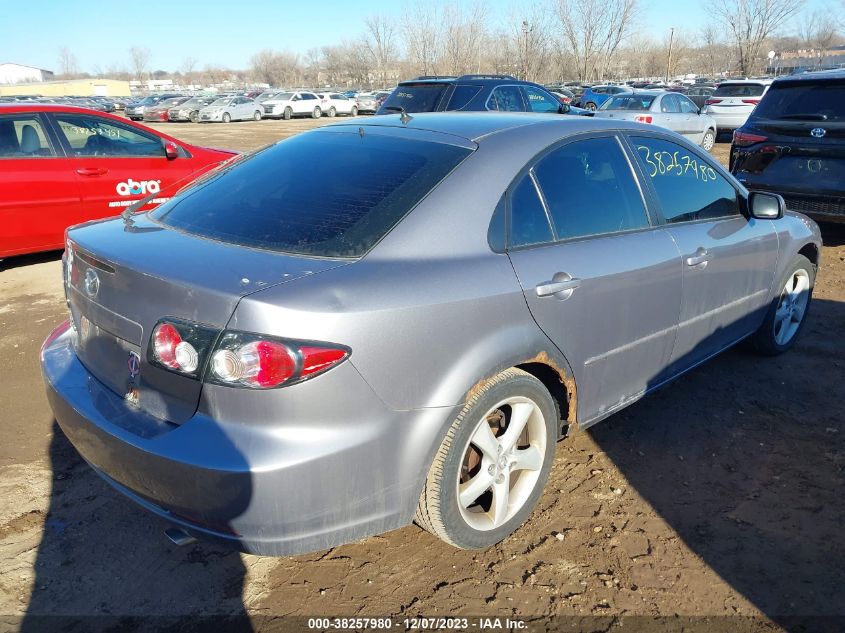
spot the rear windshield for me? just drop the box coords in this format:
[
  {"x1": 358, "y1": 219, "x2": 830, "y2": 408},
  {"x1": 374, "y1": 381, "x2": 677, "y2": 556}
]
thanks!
[
  {"x1": 602, "y1": 95, "x2": 655, "y2": 111},
  {"x1": 151, "y1": 130, "x2": 473, "y2": 258},
  {"x1": 751, "y1": 80, "x2": 845, "y2": 122},
  {"x1": 381, "y1": 83, "x2": 450, "y2": 113},
  {"x1": 713, "y1": 83, "x2": 766, "y2": 97}
]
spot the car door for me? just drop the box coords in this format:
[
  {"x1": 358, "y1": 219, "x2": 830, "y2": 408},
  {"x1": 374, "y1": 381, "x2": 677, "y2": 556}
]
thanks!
[
  {"x1": 506, "y1": 134, "x2": 683, "y2": 424},
  {"x1": 299, "y1": 93, "x2": 318, "y2": 115},
  {"x1": 522, "y1": 86, "x2": 561, "y2": 113},
  {"x1": 0, "y1": 112, "x2": 84, "y2": 256},
  {"x1": 48, "y1": 112, "x2": 192, "y2": 219},
  {"x1": 677, "y1": 94, "x2": 705, "y2": 142},
  {"x1": 231, "y1": 97, "x2": 246, "y2": 120},
  {"x1": 657, "y1": 93, "x2": 685, "y2": 135},
  {"x1": 627, "y1": 133, "x2": 779, "y2": 375}
]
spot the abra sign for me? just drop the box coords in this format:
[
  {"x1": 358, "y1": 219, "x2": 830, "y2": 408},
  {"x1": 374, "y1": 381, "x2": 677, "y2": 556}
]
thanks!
[{"x1": 116, "y1": 179, "x2": 161, "y2": 196}]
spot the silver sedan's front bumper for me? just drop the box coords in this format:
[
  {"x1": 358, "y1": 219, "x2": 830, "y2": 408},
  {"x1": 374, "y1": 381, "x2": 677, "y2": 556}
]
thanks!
[{"x1": 41, "y1": 321, "x2": 457, "y2": 555}]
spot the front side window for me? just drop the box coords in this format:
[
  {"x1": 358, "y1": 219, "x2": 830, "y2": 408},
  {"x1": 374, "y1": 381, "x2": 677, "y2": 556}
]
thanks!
[
  {"x1": 678, "y1": 95, "x2": 699, "y2": 113},
  {"x1": 0, "y1": 115, "x2": 54, "y2": 158},
  {"x1": 523, "y1": 86, "x2": 559, "y2": 113},
  {"x1": 52, "y1": 114, "x2": 164, "y2": 157},
  {"x1": 660, "y1": 94, "x2": 680, "y2": 113},
  {"x1": 532, "y1": 136, "x2": 650, "y2": 240},
  {"x1": 509, "y1": 173, "x2": 553, "y2": 248},
  {"x1": 487, "y1": 86, "x2": 525, "y2": 112},
  {"x1": 631, "y1": 135, "x2": 740, "y2": 223}
]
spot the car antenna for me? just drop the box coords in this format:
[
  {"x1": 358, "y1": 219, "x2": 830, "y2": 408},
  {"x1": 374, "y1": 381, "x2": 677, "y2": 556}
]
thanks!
[
  {"x1": 382, "y1": 105, "x2": 413, "y2": 124},
  {"x1": 358, "y1": 127, "x2": 365, "y2": 138}
]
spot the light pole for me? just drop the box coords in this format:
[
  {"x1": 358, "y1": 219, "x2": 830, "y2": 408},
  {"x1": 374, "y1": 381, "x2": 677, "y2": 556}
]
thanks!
[
  {"x1": 522, "y1": 20, "x2": 530, "y2": 81},
  {"x1": 665, "y1": 27, "x2": 675, "y2": 84}
]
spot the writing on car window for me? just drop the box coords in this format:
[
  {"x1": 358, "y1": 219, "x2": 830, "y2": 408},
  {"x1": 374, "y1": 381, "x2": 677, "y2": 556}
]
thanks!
[{"x1": 636, "y1": 145, "x2": 717, "y2": 182}]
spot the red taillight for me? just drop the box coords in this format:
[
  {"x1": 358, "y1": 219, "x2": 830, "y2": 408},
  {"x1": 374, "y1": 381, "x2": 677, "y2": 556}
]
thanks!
[
  {"x1": 153, "y1": 323, "x2": 182, "y2": 369},
  {"x1": 741, "y1": 99, "x2": 760, "y2": 105},
  {"x1": 733, "y1": 130, "x2": 768, "y2": 147},
  {"x1": 704, "y1": 98, "x2": 722, "y2": 106},
  {"x1": 635, "y1": 115, "x2": 653, "y2": 124},
  {"x1": 300, "y1": 346, "x2": 348, "y2": 378}
]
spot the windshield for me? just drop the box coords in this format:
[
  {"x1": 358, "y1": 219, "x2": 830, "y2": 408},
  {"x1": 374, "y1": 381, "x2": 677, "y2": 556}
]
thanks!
[
  {"x1": 270, "y1": 92, "x2": 293, "y2": 101},
  {"x1": 751, "y1": 80, "x2": 845, "y2": 122},
  {"x1": 209, "y1": 98, "x2": 231, "y2": 107},
  {"x1": 160, "y1": 98, "x2": 182, "y2": 107},
  {"x1": 714, "y1": 83, "x2": 766, "y2": 97},
  {"x1": 381, "y1": 83, "x2": 450, "y2": 113},
  {"x1": 601, "y1": 95, "x2": 655, "y2": 111},
  {"x1": 151, "y1": 130, "x2": 473, "y2": 258}
]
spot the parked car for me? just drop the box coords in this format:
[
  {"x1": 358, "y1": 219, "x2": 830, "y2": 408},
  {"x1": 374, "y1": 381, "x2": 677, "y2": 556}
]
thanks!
[
  {"x1": 167, "y1": 96, "x2": 218, "y2": 123},
  {"x1": 0, "y1": 104, "x2": 236, "y2": 258},
  {"x1": 41, "y1": 113, "x2": 820, "y2": 555},
  {"x1": 261, "y1": 91, "x2": 323, "y2": 119},
  {"x1": 355, "y1": 92, "x2": 381, "y2": 114},
  {"x1": 143, "y1": 97, "x2": 191, "y2": 123},
  {"x1": 317, "y1": 93, "x2": 358, "y2": 117},
  {"x1": 731, "y1": 70, "x2": 845, "y2": 223},
  {"x1": 198, "y1": 96, "x2": 264, "y2": 123},
  {"x1": 376, "y1": 75, "x2": 585, "y2": 116},
  {"x1": 593, "y1": 90, "x2": 717, "y2": 150},
  {"x1": 578, "y1": 85, "x2": 634, "y2": 110},
  {"x1": 550, "y1": 88, "x2": 575, "y2": 104},
  {"x1": 703, "y1": 79, "x2": 773, "y2": 134},
  {"x1": 685, "y1": 86, "x2": 716, "y2": 109},
  {"x1": 125, "y1": 94, "x2": 184, "y2": 121}
]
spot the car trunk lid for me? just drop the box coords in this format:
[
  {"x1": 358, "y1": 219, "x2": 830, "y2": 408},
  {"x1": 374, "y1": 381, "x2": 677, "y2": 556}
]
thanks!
[{"x1": 65, "y1": 214, "x2": 350, "y2": 424}]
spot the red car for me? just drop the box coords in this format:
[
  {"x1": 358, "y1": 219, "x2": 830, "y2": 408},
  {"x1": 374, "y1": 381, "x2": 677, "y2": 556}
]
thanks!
[{"x1": 0, "y1": 104, "x2": 237, "y2": 258}]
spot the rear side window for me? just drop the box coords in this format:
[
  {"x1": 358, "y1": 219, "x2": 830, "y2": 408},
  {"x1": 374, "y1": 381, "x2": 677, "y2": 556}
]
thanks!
[
  {"x1": 602, "y1": 95, "x2": 655, "y2": 110},
  {"x1": 0, "y1": 115, "x2": 54, "y2": 158},
  {"x1": 532, "y1": 137, "x2": 649, "y2": 240},
  {"x1": 713, "y1": 83, "x2": 766, "y2": 97},
  {"x1": 446, "y1": 85, "x2": 483, "y2": 111},
  {"x1": 381, "y1": 83, "x2": 450, "y2": 113},
  {"x1": 510, "y1": 174, "x2": 553, "y2": 247},
  {"x1": 152, "y1": 131, "x2": 472, "y2": 258},
  {"x1": 751, "y1": 80, "x2": 845, "y2": 122},
  {"x1": 631, "y1": 136, "x2": 740, "y2": 223}
]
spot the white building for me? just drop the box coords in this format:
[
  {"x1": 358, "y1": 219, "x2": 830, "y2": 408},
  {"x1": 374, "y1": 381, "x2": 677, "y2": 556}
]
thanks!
[{"x1": 0, "y1": 62, "x2": 55, "y2": 84}]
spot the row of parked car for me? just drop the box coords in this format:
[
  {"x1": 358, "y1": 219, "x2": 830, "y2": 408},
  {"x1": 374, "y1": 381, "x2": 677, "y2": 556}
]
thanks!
[{"x1": 123, "y1": 89, "x2": 393, "y2": 123}]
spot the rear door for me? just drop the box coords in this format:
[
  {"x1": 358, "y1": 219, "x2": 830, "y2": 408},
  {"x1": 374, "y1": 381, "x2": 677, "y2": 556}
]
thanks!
[
  {"x1": 47, "y1": 112, "x2": 195, "y2": 218},
  {"x1": 628, "y1": 133, "x2": 778, "y2": 373},
  {"x1": 657, "y1": 93, "x2": 685, "y2": 134},
  {"x1": 487, "y1": 86, "x2": 527, "y2": 112},
  {"x1": 0, "y1": 112, "x2": 83, "y2": 256},
  {"x1": 506, "y1": 134, "x2": 683, "y2": 423},
  {"x1": 678, "y1": 94, "x2": 706, "y2": 142}
]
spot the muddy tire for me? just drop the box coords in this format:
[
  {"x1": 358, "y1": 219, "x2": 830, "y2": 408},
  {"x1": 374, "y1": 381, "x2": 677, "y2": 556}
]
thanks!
[
  {"x1": 416, "y1": 368, "x2": 557, "y2": 549},
  {"x1": 751, "y1": 254, "x2": 815, "y2": 355}
]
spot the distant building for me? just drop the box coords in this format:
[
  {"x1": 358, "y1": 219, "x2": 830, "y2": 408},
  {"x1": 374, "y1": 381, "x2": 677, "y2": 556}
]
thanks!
[
  {"x1": 0, "y1": 78, "x2": 131, "y2": 97},
  {"x1": 0, "y1": 62, "x2": 55, "y2": 84},
  {"x1": 768, "y1": 45, "x2": 845, "y2": 74}
]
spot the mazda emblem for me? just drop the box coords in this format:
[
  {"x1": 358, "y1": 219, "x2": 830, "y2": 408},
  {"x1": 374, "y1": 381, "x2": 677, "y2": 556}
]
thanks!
[
  {"x1": 84, "y1": 268, "x2": 100, "y2": 298},
  {"x1": 810, "y1": 127, "x2": 826, "y2": 138}
]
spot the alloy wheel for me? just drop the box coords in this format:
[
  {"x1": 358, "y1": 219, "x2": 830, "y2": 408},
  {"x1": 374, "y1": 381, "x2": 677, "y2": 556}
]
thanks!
[{"x1": 774, "y1": 269, "x2": 810, "y2": 345}]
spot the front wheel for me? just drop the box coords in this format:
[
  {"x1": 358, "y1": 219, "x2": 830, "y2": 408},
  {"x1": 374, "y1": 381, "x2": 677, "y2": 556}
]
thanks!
[
  {"x1": 189, "y1": 111, "x2": 199, "y2": 123},
  {"x1": 283, "y1": 106, "x2": 292, "y2": 120},
  {"x1": 701, "y1": 129, "x2": 715, "y2": 151},
  {"x1": 350, "y1": 106, "x2": 358, "y2": 117},
  {"x1": 328, "y1": 107, "x2": 336, "y2": 118},
  {"x1": 584, "y1": 102, "x2": 597, "y2": 111},
  {"x1": 253, "y1": 110, "x2": 262, "y2": 121},
  {"x1": 751, "y1": 254, "x2": 815, "y2": 355},
  {"x1": 222, "y1": 112, "x2": 231, "y2": 123},
  {"x1": 312, "y1": 106, "x2": 322, "y2": 119},
  {"x1": 416, "y1": 368, "x2": 558, "y2": 549}
]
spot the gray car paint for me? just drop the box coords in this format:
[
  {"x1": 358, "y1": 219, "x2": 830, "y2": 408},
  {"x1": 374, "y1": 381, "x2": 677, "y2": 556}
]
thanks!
[{"x1": 42, "y1": 113, "x2": 822, "y2": 555}]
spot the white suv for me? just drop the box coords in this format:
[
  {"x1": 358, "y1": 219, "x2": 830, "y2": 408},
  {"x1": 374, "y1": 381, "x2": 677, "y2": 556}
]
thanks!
[
  {"x1": 262, "y1": 91, "x2": 323, "y2": 119},
  {"x1": 703, "y1": 79, "x2": 773, "y2": 133},
  {"x1": 317, "y1": 93, "x2": 359, "y2": 117}
]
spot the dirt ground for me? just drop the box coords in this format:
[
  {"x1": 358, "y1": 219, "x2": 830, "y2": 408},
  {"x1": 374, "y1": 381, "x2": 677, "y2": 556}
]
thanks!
[{"x1": 1, "y1": 118, "x2": 844, "y2": 632}]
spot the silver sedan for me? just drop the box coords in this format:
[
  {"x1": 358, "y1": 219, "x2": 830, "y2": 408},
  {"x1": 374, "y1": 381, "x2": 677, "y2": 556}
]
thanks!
[
  {"x1": 42, "y1": 114, "x2": 819, "y2": 555},
  {"x1": 197, "y1": 96, "x2": 263, "y2": 123},
  {"x1": 593, "y1": 90, "x2": 717, "y2": 150}
]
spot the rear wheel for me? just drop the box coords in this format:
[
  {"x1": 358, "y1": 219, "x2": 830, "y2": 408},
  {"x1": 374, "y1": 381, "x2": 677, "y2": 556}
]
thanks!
[
  {"x1": 253, "y1": 110, "x2": 262, "y2": 121},
  {"x1": 584, "y1": 102, "x2": 597, "y2": 111},
  {"x1": 701, "y1": 129, "x2": 715, "y2": 151},
  {"x1": 751, "y1": 254, "x2": 815, "y2": 355},
  {"x1": 328, "y1": 107, "x2": 336, "y2": 117},
  {"x1": 416, "y1": 368, "x2": 558, "y2": 549},
  {"x1": 283, "y1": 106, "x2": 292, "y2": 120},
  {"x1": 351, "y1": 106, "x2": 358, "y2": 117},
  {"x1": 312, "y1": 106, "x2": 322, "y2": 119},
  {"x1": 222, "y1": 112, "x2": 231, "y2": 123}
]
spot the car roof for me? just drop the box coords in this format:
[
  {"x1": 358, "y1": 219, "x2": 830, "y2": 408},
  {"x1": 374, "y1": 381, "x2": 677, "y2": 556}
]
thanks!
[
  {"x1": 775, "y1": 69, "x2": 845, "y2": 84},
  {"x1": 326, "y1": 111, "x2": 651, "y2": 144},
  {"x1": 398, "y1": 74, "x2": 540, "y2": 87},
  {"x1": 719, "y1": 79, "x2": 774, "y2": 85}
]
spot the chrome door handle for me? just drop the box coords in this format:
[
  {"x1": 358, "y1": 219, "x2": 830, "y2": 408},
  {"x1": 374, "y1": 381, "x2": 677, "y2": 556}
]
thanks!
[
  {"x1": 536, "y1": 276, "x2": 581, "y2": 298},
  {"x1": 685, "y1": 248, "x2": 710, "y2": 268}
]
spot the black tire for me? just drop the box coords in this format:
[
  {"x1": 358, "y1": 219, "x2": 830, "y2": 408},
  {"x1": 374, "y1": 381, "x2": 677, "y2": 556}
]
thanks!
[
  {"x1": 416, "y1": 368, "x2": 558, "y2": 549},
  {"x1": 222, "y1": 112, "x2": 231, "y2": 123},
  {"x1": 351, "y1": 106, "x2": 358, "y2": 117},
  {"x1": 283, "y1": 106, "x2": 292, "y2": 120},
  {"x1": 585, "y1": 102, "x2": 597, "y2": 111},
  {"x1": 751, "y1": 254, "x2": 815, "y2": 355},
  {"x1": 253, "y1": 110, "x2": 262, "y2": 121},
  {"x1": 701, "y1": 129, "x2": 715, "y2": 151},
  {"x1": 328, "y1": 107, "x2": 336, "y2": 118},
  {"x1": 312, "y1": 106, "x2": 322, "y2": 119},
  {"x1": 189, "y1": 111, "x2": 199, "y2": 123}
]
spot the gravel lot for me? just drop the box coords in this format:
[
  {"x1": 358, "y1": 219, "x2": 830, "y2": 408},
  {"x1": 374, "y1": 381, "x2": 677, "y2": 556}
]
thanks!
[{"x1": 1, "y1": 118, "x2": 843, "y2": 631}]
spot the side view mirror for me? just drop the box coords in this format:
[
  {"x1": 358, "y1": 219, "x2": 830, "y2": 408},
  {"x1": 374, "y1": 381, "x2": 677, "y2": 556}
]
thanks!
[
  {"x1": 748, "y1": 191, "x2": 784, "y2": 220},
  {"x1": 164, "y1": 141, "x2": 180, "y2": 160},
  {"x1": 559, "y1": 103, "x2": 571, "y2": 114}
]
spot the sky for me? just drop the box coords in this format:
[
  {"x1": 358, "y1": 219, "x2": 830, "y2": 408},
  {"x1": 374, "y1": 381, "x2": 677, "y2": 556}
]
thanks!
[{"x1": 0, "y1": 0, "x2": 832, "y2": 74}]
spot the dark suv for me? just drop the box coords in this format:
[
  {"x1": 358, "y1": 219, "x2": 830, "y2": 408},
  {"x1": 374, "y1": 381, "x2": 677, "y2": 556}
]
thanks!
[
  {"x1": 376, "y1": 75, "x2": 585, "y2": 116},
  {"x1": 730, "y1": 70, "x2": 845, "y2": 223}
]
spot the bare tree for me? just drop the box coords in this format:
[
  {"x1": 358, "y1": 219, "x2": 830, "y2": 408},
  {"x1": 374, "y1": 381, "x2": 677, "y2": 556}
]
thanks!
[
  {"x1": 711, "y1": 0, "x2": 805, "y2": 76},
  {"x1": 181, "y1": 56, "x2": 197, "y2": 86},
  {"x1": 250, "y1": 49, "x2": 301, "y2": 87},
  {"x1": 556, "y1": 0, "x2": 639, "y2": 81},
  {"x1": 510, "y1": 6, "x2": 555, "y2": 82},
  {"x1": 364, "y1": 14, "x2": 398, "y2": 86},
  {"x1": 799, "y1": 10, "x2": 839, "y2": 66},
  {"x1": 441, "y1": 3, "x2": 488, "y2": 76},
  {"x1": 58, "y1": 47, "x2": 78, "y2": 77},
  {"x1": 129, "y1": 46, "x2": 150, "y2": 82},
  {"x1": 402, "y1": 1, "x2": 443, "y2": 77}
]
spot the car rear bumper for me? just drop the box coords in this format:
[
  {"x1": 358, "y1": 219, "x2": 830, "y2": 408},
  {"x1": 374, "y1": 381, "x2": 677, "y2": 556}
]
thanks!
[
  {"x1": 707, "y1": 112, "x2": 750, "y2": 131},
  {"x1": 41, "y1": 322, "x2": 458, "y2": 556}
]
